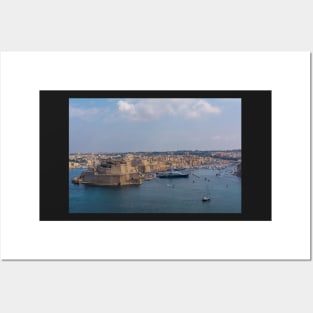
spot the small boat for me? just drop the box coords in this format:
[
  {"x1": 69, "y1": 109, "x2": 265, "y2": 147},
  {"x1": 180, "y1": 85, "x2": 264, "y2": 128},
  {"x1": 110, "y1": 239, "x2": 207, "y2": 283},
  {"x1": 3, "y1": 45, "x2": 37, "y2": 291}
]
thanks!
[
  {"x1": 144, "y1": 173, "x2": 155, "y2": 181},
  {"x1": 202, "y1": 196, "x2": 210, "y2": 201},
  {"x1": 72, "y1": 176, "x2": 80, "y2": 184}
]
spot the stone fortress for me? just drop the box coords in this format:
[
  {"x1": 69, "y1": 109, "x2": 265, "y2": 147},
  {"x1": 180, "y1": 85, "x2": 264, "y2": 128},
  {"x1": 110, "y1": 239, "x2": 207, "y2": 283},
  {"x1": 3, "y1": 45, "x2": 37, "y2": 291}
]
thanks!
[{"x1": 73, "y1": 157, "x2": 143, "y2": 186}]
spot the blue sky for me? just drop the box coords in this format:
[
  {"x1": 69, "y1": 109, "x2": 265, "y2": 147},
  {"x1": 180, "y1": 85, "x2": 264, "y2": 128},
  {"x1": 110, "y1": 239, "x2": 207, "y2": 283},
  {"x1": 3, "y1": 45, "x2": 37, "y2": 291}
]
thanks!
[{"x1": 69, "y1": 98, "x2": 241, "y2": 153}]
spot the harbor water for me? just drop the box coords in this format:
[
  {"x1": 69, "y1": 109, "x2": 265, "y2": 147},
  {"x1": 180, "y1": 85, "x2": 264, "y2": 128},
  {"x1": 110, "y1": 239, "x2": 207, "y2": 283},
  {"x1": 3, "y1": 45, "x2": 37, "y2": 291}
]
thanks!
[{"x1": 69, "y1": 165, "x2": 241, "y2": 214}]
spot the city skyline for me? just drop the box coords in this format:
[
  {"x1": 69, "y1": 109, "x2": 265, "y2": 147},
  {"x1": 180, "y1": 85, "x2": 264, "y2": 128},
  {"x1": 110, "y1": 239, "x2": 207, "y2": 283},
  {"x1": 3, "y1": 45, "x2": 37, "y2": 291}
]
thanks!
[
  {"x1": 69, "y1": 98, "x2": 241, "y2": 153},
  {"x1": 69, "y1": 149, "x2": 241, "y2": 155}
]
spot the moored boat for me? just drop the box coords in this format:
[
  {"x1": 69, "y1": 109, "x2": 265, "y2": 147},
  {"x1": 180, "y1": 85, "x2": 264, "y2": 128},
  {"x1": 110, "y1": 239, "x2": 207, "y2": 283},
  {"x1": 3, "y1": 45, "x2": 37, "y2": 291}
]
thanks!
[
  {"x1": 202, "y1": 196, "x2": 210, "y2": 201},
  {"x1": 158, "y1": 171, "x2": 189, "y2": 178}
]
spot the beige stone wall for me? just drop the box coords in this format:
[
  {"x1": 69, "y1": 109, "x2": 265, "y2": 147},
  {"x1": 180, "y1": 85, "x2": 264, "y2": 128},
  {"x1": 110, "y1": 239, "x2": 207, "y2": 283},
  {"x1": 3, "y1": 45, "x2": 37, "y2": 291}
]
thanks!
[
  {"x1": 97, "y1": 161, "x2": 138, "y2": 175},
  {"x1": 81, "y1": 172, "x2": 142, "y2": 186},
  {"x1": 69, "y1": 162, "x2": 80, "y2": 168}
]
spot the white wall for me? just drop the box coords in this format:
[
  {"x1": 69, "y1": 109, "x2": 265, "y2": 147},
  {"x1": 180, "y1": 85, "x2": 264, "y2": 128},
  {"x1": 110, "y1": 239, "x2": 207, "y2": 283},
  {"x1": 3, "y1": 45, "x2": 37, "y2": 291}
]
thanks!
[{"x1": 0, "y1": 1, "x2": 312, "y2": 313}]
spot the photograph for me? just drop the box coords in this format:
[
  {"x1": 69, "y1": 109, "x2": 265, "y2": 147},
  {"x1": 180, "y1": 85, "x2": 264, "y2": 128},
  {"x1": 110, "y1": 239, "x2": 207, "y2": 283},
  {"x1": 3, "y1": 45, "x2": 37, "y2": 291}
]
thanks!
[{"x1": 69, "y1": 98, "x2": 242, "y2": 214}]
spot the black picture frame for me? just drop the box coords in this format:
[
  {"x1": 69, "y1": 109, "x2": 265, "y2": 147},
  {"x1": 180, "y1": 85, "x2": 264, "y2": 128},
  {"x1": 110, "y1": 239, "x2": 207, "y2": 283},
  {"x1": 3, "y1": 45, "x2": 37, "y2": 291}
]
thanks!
[{"x1": 40, "y1": 90, "x2": 271, "y2": 221}]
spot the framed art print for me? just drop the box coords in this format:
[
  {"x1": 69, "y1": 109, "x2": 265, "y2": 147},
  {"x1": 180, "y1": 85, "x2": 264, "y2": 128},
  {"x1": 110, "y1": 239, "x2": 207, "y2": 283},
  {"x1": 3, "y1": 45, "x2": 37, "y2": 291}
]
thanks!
[{"x1": 40, "y1": 90, "x2": 271, "y2": 221}]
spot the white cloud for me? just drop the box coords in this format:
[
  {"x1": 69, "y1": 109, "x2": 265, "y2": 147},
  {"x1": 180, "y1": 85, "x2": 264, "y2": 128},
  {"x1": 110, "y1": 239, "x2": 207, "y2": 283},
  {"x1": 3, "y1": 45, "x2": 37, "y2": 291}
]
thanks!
[
  {"x1": 117, "y1": 101, "x2": 134, "y2": 113},
  {"x1": 69, "y1": 106, "x2": 115, "y2": 122},
  {"x1": 69, "y1": 99, "x2": 222, "y2": 122},
  {"x1": 117, "y1": 98, "x2": 221, "y2": 121},
  {"x1": 69, "y1": 106, "x2": 100, "y2": 118}
]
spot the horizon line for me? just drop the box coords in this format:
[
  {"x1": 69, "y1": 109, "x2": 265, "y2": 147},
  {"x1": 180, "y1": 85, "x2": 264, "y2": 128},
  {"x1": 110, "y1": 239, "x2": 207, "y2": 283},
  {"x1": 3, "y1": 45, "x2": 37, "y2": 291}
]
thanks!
[{"x1": 69, "y1": 148, "x2": 241, "y2": 154}]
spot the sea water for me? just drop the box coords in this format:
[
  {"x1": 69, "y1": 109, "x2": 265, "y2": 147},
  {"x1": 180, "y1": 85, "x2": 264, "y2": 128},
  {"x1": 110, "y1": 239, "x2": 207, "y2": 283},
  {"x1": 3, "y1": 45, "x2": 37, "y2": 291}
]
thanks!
[{"x1": 69, "y1": 165, "x2": 241, "y2": 214}]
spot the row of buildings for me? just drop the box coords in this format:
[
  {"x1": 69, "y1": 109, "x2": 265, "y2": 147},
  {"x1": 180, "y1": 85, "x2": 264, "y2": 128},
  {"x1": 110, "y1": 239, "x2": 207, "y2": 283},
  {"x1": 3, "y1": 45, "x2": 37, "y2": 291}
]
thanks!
[{"x1": 69, "y1": 151, "x2": 241, "y2": 174}]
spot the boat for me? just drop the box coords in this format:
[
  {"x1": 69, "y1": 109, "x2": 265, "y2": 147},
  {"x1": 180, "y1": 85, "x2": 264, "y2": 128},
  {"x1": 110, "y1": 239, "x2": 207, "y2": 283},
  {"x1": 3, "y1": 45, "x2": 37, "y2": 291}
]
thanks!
[
  {"x1": 158, "y1": 170, "x2": 189, "y2": 178},
  {"x1": 202, "y1": 181, "x2": 211, "y2": 201},
  {"x1": 72, "y1": 176, "x2": 81, "y2": 184},
  {"x1": 144, "y1": 173, "x2": 156, "y2": 181},
  {"x1": 172, "y1": 167, "x2": 186, "y2": 171}
]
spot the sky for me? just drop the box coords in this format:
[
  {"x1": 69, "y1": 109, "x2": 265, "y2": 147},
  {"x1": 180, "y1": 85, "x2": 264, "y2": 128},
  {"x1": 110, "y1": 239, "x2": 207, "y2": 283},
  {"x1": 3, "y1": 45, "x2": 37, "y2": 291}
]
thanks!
[{"x1": 69, "y1": 98, "x2": 241, "y2": 153}]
